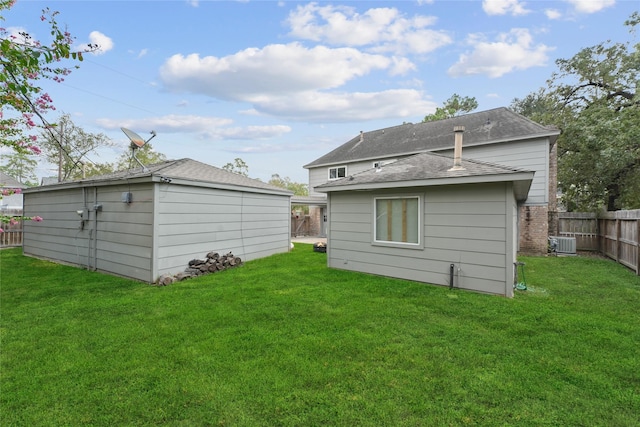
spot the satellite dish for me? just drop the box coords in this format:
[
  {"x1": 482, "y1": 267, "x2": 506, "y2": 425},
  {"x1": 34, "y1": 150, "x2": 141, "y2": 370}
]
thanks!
[
  {"x1": 120, "y1": 127, "x2": 157, "y2": 172},
  {"x1": 121, "y1": 127, "x2": 147, "y2": 149}
]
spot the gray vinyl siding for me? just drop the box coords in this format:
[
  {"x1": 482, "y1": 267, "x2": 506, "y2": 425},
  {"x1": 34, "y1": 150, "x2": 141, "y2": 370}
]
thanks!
[
  {"x1": 93, "y1": 183, "x2": 154, "y2": 281},
  {"x1": 23, "y1": 182, "x2": 155, "y2": 282},
  {"x1": 309, "y1": 167, "x2": 334, "y2": 197},
  {"x1": 450, "y1": 139, "x2": 548, "y2": 205},
  {"x1": 23, "y1": 188, "x2": 88, "y2": 266},
  {"x1": 309, "y1": 138, "x2": 548, "y2": 205},
  {"x1": 326, "y1": 182, "x2": 516, "y2": 296},
  {"x1": 155, "y1": 185, "x2": 290, "y2": 278}
]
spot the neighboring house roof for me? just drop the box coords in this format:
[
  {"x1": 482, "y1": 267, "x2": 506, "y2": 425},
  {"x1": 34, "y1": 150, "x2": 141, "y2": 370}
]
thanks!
[
  {"x1": 0, "y1": 172, "x2": 27, "y2": 189},
  {"x1": 40, "y1": 177, "x2": 59, "y2": 186},
  {"x1": 304, "y1": 107, "x2": 560, "y2": 168},
  {"x1": 315, "y1": 152, "x2": 534, "y2": 201},
  {"x1": 25, "y1": 158, "x2": 293, "y2": 196}
]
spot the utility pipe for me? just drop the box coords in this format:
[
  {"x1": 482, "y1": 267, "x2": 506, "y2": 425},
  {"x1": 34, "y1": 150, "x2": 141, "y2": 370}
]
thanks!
[{"x1": 449, "y1": 263, "x2": 455, "y2": 289}]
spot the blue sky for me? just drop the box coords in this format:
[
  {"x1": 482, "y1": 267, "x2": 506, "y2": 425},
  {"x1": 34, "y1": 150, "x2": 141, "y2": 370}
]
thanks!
[{"x1": 3, "y1": 0, "x2": 637, "y2": 183}]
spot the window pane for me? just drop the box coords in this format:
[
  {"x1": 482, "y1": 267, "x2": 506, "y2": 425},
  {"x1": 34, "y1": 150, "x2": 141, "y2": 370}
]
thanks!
[
  {"x1": 337, "y1": 167, "x2": 346, "y2": 178},
  {"x1": 375, "y1": 197, "x2": 419, "y2": 244},
  {"x1": 329, "y1": 168, "x2": 337, "y2": 179}
]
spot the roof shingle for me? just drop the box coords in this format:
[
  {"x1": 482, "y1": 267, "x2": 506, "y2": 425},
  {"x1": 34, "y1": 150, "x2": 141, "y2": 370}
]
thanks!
[{"x1": 305, "y1": 107, "x2": 559, "y2": 168}]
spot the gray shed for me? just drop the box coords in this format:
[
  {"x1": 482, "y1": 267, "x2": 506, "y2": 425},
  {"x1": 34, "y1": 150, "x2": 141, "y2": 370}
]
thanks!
[
  {"x1": 315, "y1": 152, "x2": 534, "y2": 297},
  {"x1": 22, "y1": 159, "x2": 293, "y2": 283}
]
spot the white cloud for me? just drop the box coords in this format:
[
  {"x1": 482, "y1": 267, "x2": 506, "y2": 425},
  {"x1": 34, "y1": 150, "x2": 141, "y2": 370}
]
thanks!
[
  {"x1": 160, "y1": 43, "x2": 397, "y2": 101},
  {"x1": 545, "y1": 9, "x2": 563, "y2": 20},
  {"x1": 96, "y1": 115, "x2": 291, "y2": 141},
  {"x1": 448, "y1": 28, "x2": 553, "y2": 78},
  {"x1": 159, "y1": 42, "x2": 436, "y2": 123},
  {"x1": 565, "y1": 0, "x2": 615, "y2": 14},
  {"x1": 482, "y1": 0, "x2": 531, "y2": 16},
  {"x1": 200, "y1": 125, "x2": 292, "y2": 141},
  {"x1": 96, "y1": 115, "x2": 233, "y2": 133},
  {"x1": 250, "y1": 89, "x2": 436, "y2": 123},
  {"x1": 78, "y1": 31, "x2": 113, "y2": 55},
  {"x1": 4, "y1": 26, "x2": 28, "y2": 41},
  {"x1": 285, "y1": 3, "x2": 452, "y2": 55}
]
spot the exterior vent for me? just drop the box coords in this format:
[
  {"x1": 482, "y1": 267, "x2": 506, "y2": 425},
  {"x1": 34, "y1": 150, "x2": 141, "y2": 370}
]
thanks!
[{"x1": 549, "y1": 236, "x2": 577, "y2": 255}]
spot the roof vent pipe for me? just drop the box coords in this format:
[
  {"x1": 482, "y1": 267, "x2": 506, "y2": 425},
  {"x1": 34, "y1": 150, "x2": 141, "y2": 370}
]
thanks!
[
  {"x1": 360, "y1": 131, "x2": 364, "y2": 142},
  {"x1": 449, "y1": 126, "x2": 465, "y2": 171}
]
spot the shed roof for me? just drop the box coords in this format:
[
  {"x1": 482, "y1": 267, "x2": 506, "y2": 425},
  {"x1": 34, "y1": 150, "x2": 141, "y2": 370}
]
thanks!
[
  {"x1": 25, "y1": 158, "x2": 293, "y2": 196},
  {"x1": 315, "y1": 152, "x2": 534, "y2": 201},
  {"x1": 304, "y1": 107, "x2": 559, "y2": 168}
]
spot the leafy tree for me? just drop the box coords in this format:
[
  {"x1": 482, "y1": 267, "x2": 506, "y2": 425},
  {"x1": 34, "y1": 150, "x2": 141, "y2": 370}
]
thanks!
[
  {"x1": 114, "y1": 142, "x2": 167, "y2": 171},
  {"x1": 0, "y1": 151, "x2": 38, "y2": 186},
  {"x1": 222, "y1": 158, "x2": 249, "y2": 177},
  {"x1": 0, "y1": 0, "x2": 92, "y2": 225},
  {"x1": 0, "y1": 1, "x2": 94, "y2": 155},
  {"x1": 268, "y1": 174, "x2": 308, "y2": 196},
  {"x1": 269, "y1": 174, "x2": 309, "y2": 214},
  {"x1": 39, "y1": 114, "x2": 115, "y2": 181},
  {"x1": 423, "y1": 94, "x2": 478, "y2": 122},
  {"x1": 514, "y1": 12, "x2": 639, "y2": 211},
  {"x1": 80, "y1": 162, "x2": 116, "y2": 178}
]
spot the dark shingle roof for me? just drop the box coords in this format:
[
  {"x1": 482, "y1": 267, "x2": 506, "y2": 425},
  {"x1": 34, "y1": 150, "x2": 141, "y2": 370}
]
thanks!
[
  {"x1": 26, "y1": 159, "x2": 292, "y2": 196},
  {"x1": 315, "y1": 152, "x2": 534, "y2": 200},
  {"x1": 304, "y1": 107, "x2": 559, "y2": 168}
]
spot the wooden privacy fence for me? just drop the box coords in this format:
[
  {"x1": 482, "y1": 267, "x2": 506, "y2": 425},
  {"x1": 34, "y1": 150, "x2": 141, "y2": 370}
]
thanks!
[
  {"x1": 0, "y1": 209, "x2": 24, "y2": 247},
  {"x1": 558, "y1": 210, "x2": 640, "y2": 275}
]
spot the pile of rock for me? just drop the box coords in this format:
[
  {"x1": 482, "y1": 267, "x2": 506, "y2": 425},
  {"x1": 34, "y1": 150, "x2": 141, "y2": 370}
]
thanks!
[{"x1": 155, "y1": 251, "x2": 242, "y2": 286}]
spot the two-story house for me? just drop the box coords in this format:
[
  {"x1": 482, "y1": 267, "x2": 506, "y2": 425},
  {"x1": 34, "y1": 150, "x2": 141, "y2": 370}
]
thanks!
[{"x1": 303, "y1": 107, "x2": 560, "y2": 255}]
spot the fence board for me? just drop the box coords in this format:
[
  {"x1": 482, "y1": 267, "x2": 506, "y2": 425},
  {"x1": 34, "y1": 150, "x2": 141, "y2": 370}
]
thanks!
[
  {"x1": 559, "y1": 210, "x2": 639, "y2": 275},
  {"x1": 1, "y1": 210, "x2": 24, "y2": 247},
  {"x1": 558, "y1": 212, "x2": 599, "y2": 251}
]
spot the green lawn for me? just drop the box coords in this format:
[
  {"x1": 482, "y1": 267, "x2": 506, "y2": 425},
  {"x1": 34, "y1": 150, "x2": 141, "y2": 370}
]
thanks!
[{"x1": 1, "y1": 246, "x2": 639, "y2": 426}]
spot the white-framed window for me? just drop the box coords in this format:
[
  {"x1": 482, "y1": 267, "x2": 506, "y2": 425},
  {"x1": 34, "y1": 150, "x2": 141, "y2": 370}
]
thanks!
[
  {"x1": 374, "y1": 195, "x2": 422, "y2": 246},
  {"x1": 328, "y1": 166, "x2": 347, "y2": 180}
]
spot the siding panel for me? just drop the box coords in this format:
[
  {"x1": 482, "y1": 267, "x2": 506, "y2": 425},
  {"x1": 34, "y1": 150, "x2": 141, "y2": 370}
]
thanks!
[
  {"x1": 309, "y1": 137, "x2": 548, "y2": 205},
  {"x1": 23, "y1": 183, "x2": 155, "y2": 282},
  {"x1": 326, "y1": 182, "x2": 513, "y2": 296},
  {"x1": 156, "y1": 186, "x2": 290, "y2": 277}
]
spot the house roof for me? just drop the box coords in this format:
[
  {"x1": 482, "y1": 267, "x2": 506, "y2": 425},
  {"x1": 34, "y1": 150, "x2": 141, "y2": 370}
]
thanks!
[
  {"x1": 314, "y1": 151, "x2": 534, "y2": 201},
  {"x1": 304, "y1": 107, "x2": 560, "y2": 168},
  {"x1": 0, "y1": 172, "x2": 27, "y2": 189},
  {"x1": 25, "y1": 158, "x2": 293, "y2": 196}
]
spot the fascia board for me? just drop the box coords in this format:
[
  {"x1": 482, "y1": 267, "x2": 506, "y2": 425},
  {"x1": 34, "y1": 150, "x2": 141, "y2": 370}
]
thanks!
[
  {"x1": 315, "y1": 171, "x2": 534, "y2": 193},
  {"x1": 157, "y1": 176, "x2": 294, "y2": 197},
  {"x1": 23, "y1": 175, "x2": 154, "y2": 193}
]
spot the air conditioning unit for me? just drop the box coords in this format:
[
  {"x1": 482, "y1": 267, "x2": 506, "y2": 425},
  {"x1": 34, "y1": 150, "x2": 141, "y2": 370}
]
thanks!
[{"x1": 549, "y1": 236, "x2": 577, "y2": 255}]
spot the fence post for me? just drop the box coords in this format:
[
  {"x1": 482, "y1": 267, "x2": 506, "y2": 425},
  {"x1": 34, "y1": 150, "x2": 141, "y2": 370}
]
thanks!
[
  {"x1": 636, "y1": 218, "x2": 640, "y2": 275},
  {"x1": 615, "y1": 218, "x2": 621, "y2": 262}
]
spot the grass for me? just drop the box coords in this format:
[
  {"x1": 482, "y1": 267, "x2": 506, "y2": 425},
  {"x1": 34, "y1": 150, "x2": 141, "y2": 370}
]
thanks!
[{"x1": 1, "y1": 246, "x2": 639, "y2": 426}]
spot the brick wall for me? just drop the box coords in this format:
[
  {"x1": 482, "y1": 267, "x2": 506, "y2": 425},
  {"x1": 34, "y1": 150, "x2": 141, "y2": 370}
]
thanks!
[
  {"x1": 519, "y1": 205, "x2": 549, "y2": 254},
  {"x1": 308, "y1": 206, "x2": 322, "y2": 236},
  {"x1": 518, "y1": 139, "x2": 559, "y2": 255}
]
